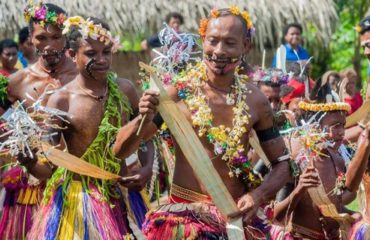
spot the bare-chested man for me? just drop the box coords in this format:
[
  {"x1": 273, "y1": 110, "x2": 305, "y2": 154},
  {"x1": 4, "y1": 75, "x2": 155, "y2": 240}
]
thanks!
[
  {"x1": 18, "y1": 16, "x2": 153, "y2": 239},
  {"x1": 0, "y1": 3, "x2": 78, "y2": 239},
  {"x1": 271, "y1": 102, "x2": 370, "y2": 239},
  {"x1": 118, "y1": 6, "x2": 290, "y2": 239}
]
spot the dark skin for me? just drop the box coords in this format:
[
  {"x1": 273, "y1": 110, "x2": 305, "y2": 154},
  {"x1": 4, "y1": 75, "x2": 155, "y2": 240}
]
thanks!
[
  {"x1": 344, "y1": 31, "x2": 370, "y2": 146},
  {"x1": 275, "y1": 112, "x2": 369, "y2": 238},
  {"x1": 361, "y1": 31, "x2": 370, "y2": 100},
  {"x1": 0, "y1": 47, "x2": 18, "y2": 74},
  {"x1": 259, "y1": 84, "x2": 281, "y2": 113},
  {"x1": 132, "y1": 15, "x2": 290, "y2": 224},
  {"x1": 19, "y1": 36, "x2": 38, "y2": 65},
  {"x1": 7, "y1": 23, "x2": 77, "y2": 108},
  {"x1": 284, "y1": 26, "x2": 302, "y2": 50},
  {"x1": 23, "y1": 38, "x2": 153, "y2": 191}
]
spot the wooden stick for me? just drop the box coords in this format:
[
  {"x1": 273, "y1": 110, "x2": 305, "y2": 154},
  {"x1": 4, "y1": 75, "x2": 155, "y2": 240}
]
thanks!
[
  {"x1": 261, "y1": 49, "x2": 266, "y2": 70},
  {"x1": 136, "y1": 114, "x2": 146, "y2": 136}
]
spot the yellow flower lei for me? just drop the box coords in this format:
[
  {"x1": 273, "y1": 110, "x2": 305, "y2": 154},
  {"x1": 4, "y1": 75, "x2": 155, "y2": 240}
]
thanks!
[
  {"x1": 62, "y1": 16, "x2": 120, "y2": 51},
  {"x1": 175, "y1": 62, "x2": 260, "y2": 187},
  {"x1": 199, "y1": 5, "x2": 254, "y2": 38},
  {"x1": 298, "y1": 101, "x2": 351, "y2": 113}
]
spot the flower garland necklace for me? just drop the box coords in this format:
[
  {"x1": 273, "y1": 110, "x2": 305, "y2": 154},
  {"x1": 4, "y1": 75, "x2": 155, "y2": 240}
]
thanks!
[{"x1": 175, "y1": 62, "x2": 261, "y2": 188}]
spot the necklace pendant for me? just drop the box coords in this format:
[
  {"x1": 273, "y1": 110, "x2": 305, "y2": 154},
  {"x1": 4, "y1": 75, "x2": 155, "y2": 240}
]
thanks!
[{"x1": 226, "y1": 95, "x2": 235, "y2": 105}]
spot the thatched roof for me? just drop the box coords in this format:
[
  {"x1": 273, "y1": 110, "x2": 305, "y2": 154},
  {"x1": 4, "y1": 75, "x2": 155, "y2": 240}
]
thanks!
[{"x1": 1, "y1": 0, "x2": 337, "y2": 50}]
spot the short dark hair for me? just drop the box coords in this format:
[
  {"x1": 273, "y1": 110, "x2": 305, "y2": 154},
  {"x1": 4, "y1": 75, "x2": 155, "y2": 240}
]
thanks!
[
  {"x1": 209, "y1": 9, "x2": 251, "y2": 39},
  {"x1": 18, "y1": 27, "x2": 30, "y2": 45},
  {"x1": 0, "y1": 39, "x2": 18, "y2": 54},
  {"x1": 67, "y1": 17, "x2": 110, "y2": 52},
  {"x1": 165, "y1": 12, "x2": 184, "y2": 25},
  {"x1": 29, "y1": 3, "x2": 66, "y2": 32},
  {"x1": 283, "y1": 23, "x2": 303, "y2": 36},
  {"x1": 359, "y1": 16, "x2": 370, "y2": 35}
]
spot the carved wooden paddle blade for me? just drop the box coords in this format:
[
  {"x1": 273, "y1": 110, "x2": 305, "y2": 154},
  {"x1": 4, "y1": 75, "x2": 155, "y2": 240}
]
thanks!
[{"x1": 41, "y1": 144, "x2": 120, "y2": 180}]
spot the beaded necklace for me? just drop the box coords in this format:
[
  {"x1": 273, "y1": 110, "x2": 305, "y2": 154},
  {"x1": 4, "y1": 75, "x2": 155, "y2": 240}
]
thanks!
[{"x1": 175, "y1": 62, "x2": 260, "y2": 188}]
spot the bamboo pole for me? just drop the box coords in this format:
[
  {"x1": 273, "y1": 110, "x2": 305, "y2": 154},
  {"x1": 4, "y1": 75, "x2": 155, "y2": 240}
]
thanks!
[{"x1": 139, "y1": 62, "x2": 245, "y2": 239}]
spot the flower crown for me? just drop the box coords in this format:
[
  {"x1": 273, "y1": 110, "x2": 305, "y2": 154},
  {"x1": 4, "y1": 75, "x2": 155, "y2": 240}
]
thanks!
[
  {"x1": 298, "y1": 101, "x2": 351, "y2": 112},
  {"x1": 252, "y1": 67, "x2": 290, "y2": 85},
  {"x1": 24, "y1": 1, "x2": 65, "y2": 28},
  {"x1": 199, "y1": 5, "x2": 254, "y2": 38},
  {"x1": 62, "y1": 16, "x2": 120, "y2": 52}
]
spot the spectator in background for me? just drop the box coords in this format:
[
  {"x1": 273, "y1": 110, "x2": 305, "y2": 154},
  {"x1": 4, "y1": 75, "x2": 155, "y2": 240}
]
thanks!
[
  {"x1": 0, "y1": 39, "x2": 18, "y2": 77},
  {"x1": 16, "y1": 26, "x2": 37, "y2": 69},
  {"x1": 141, "y1": 12, "x2": 184, "y2": 50},
  {"x1": 357, "y1": 16, "x2": 370, "y2": 100},
  {"x1": 339, "y1": 69, "x2": 363, "y2": 115},
  {"x1": 272, "y1": 23, "x2": 310, "y2": 67},
  {"x1": 324, "y1": 70, "x2": 341, "y2": 93}
]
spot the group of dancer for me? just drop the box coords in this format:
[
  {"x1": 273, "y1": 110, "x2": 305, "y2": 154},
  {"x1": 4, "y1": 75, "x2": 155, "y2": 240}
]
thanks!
[{"x1": 0, "y1": 1, "x2": 369, "y2": 240}]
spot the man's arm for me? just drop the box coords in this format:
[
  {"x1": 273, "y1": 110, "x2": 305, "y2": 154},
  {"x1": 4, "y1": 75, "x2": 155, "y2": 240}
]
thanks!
[
  {"x1": 237, "y1": 90, "x2": 290, "y2": 220},
  {"x1": 253, "y1": 95, "x2": 291, "y2": 201},
  {"x1": 345, "y1": 124, "x2": 370, "y2": 192},
  {"x1": 274, "y1": 167, "x2": 319, "y2": 222},
  {"x1": 18, "y1": 90, "x2": 67, "y2": 181},
  {"x1": 113, "y1": 82, "x2": 180, "y2": 159}
]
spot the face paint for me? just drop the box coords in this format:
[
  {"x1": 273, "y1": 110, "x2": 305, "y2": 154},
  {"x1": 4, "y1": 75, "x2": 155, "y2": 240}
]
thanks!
[
  {"x1": 85, "y1": 58, "x2": 96, "y2": 79},
  {"x1": 36, "y1": 47, "x2": 66, "y2": 67},
  {"x1": 203, "y1": 54, "x2": 241, "y2": 75}
]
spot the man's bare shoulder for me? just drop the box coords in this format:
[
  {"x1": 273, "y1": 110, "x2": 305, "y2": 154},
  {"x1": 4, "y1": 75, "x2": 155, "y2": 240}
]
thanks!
[
  {"x1": 46, "y1": 85, "x2": 71, "y2": 112},
  {"x1": 7, "y1": 69, "x2": 30, "y2": 102},
  {"x1": 245, "y1": 81, "x2": 268, "y2": 104}
]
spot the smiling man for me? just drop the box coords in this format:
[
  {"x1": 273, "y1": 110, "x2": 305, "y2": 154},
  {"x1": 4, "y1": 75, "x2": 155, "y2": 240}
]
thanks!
[{"x1": 130, "y1": 6, "x2": 291, "y2": 239}]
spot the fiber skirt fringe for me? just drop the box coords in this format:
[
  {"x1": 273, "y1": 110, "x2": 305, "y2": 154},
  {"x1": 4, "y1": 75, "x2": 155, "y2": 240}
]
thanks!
[
  {"x1": 349, "y1": 219, "x2": 370, "y2": 240},
  {"x1": 143, "y1": 202, "x2": 228, "y2": 240},
  {"x1": 27, "y1": 180, "x2": 134, "y2": 240},
  {"x1": 0, "y1": 166, "x2": 40, "y2": 240}
]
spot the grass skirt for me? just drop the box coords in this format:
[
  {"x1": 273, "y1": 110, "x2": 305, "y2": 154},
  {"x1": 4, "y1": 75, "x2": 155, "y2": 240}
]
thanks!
[
  {"x1": 349, "y1": 219, "x2": 370, "y2": 240},
  {"x1": 27, "y1": 180, "x2": 134, "y2": 240},
  {"x1": 0, "y1": 166, "x2": 40, "y2": 240},
  {"x1": 143, "y1": 202, "x2": 228, "y2": 240}
]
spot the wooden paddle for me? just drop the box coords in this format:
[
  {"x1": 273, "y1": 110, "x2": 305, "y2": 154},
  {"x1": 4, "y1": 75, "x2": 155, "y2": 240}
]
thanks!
[
  {"x1": 40, "y1": 143, "x2": 121, "y2": 180},
  {"x1": 345, "y1": 100, "x2": 370, "y2": 128}
]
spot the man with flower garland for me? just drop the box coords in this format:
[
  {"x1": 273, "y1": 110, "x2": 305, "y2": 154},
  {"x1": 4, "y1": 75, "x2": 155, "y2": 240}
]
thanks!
[
  {"x1": 18, "y1": 15, "x2": 156, "y2": 239},
  {"x1": 0, "y1": 3, "x2": 78, "y2": 239},
  {"x1": 128, "y1": 6, "x2": 291, "y2": 239}
]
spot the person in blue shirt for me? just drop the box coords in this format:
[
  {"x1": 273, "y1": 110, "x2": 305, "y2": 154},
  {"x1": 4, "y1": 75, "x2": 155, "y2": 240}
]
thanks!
[
  {"x1": 272, "y1": 23, "x2": 310, "y2": 67},
  {"x1": 15, "y1": 26, "x2": 37, "y2": 69}
]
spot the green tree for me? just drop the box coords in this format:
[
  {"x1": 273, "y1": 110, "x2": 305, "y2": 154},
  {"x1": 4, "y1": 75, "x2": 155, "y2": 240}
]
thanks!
[{"x1": 329, "y1": 0, "x2": 370, "y2": 92}]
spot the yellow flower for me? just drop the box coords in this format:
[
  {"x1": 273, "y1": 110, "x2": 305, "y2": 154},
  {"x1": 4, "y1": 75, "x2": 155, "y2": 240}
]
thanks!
[
  {"x1": 229, "y1": 5, "x2": 240, "y2": 15},
  {"x1": 355, "y1": 24, "x2": 362, "y2": 33},
  {"x1": 66, "y1": 16, "x2": 84, "y2": 26}
]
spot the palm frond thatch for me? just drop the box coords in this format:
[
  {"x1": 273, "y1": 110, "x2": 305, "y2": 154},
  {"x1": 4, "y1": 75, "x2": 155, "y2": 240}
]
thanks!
[{"x1": 1, "y1": 0, "x2": 337, "y2": 50}]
